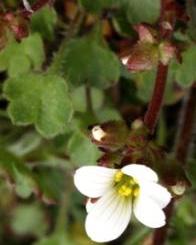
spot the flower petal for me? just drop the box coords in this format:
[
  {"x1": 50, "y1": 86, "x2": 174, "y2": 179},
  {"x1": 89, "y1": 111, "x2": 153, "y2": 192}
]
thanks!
[
  {"x1": 122, "y1": 164, "x2": 158, "y2": 182},
  {"x1": 140, "y1": 181, "x2": 172, "y2": 209},
  {"x1": 85, "y1": 190, "x2": 132, "y2": 243},
  {"x1": 134, "y1": 194, "x2": 166, "y2": 228},
  {"x1": 74, "y1": 166, "x2": 116, "y2": 198}
]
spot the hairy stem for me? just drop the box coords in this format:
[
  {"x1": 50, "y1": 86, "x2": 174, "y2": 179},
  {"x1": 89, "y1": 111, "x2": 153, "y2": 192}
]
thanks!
[
  {"x1": 144, "y1": 63, "x2": 168, "y2": 133},
  {"x1": 152, "y1": 200, "x2": 174, "y2": 245},
  {"x1": 143, "y1": 0, "x2": 174, "y2": 134},
  {"x1": 150, "y1": 0, "x2": 175, "y2": 243}
]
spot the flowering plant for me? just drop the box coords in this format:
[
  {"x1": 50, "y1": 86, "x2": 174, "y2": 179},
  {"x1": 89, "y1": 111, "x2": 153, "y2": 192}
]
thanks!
[
  {"x1": 74, "y1": 164, "x2": 171, "y2": 242},
  {"x1": 0, "y1": 0, "x2": 195, "y2": 244}
]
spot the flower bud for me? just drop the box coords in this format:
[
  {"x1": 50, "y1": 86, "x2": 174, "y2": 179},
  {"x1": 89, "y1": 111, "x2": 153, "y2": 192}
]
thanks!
[
  {"x1": 171, "y1": 181, "x2": 186, "y2": 196},
  {"x1": 4, "y1": 13, "x2": 29, "y2": 40},
  {"x1": 90, "y1": 121, "x2": 129, "y2": 152},
  {"x1": 92, "y1": 126, "x2": 107, "y2": 142}
]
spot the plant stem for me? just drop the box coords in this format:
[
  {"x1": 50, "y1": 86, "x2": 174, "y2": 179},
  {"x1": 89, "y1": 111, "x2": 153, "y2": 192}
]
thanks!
[
  {"x1": 174, "y1": 83, "x2": 196, "y2": 164},
  {"x1": 149, "y1": 0, "x2": 175, "y2": 243},
  {"x1": 55, "y1": 172, "x2": 72, "y2": 233},
  {"x1": 152, "y1": 200, "x2": 174, "y2": 245},
  {"x1": 152, "y1": 83, "x2": 196, "y2": 245},
  {"x1": 144, "y1": 62, "x2": 168, "y2": 133},
  {"x1": 143, "y1": 0, "x2": 174, "y2": 134}
]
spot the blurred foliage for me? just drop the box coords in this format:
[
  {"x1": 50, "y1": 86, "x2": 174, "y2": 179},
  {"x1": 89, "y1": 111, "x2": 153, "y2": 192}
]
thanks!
[{"x1": 0, "y1": 0, "x2": 195, "y2": 244}]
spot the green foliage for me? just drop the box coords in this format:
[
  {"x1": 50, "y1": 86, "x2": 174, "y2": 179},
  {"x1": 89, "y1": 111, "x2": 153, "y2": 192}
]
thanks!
[
  {"x1": 11, "y1": 204, "x2": 48, "y2": 237},
  {"x1": 0, "y1": 0, "x2": 195, "y2": 244},
  {"x1": 4, "y1": 73, "x2": 73, "y2": 138},
  {"x1": 80, "y1": 0, "x2": 160, "y2": 25},
  {"x1": 123, "y1": 0, "x2": 160, "y2": 24},
  {"x1": 173, "y1": 45, "x2": 196, "y2": 87},
  {"x1": 186, "y1": 160, "x2": 196, "y2": 188},
  {"x1": 61, "y1": 36, "x2": 120, "y2": 88},
  {"x1": 71, "y1": 85, "x2": 104, "y2": 112},
  {"x1": 80, "y1": 0, "x2": 120, "y2": 13},
  {"x1": 35, "y1": 167, "x2": 66, "y2": 202},
  {"x1": 8, "y1": 132, "x2": 42, "y2": 157},
  {"x1": 0, "y1": 33, "x2": 44, "y2": 77},
  {"x1": 34, "y1": 232, "x2": 73, "y2": 245},
  {"x1": 169, "y1": 197, "x2": 196, "y2": 244},
  {"x1": 0, "y1": 148, "x2": 36, "y2": 198},
  {"x1": 134, "y1": 69, "x2": 180, "y2": 105},
  {"x1": 96, "y1": 107, "x2": 122, "y2": 122},
  {"x1": 67, "y1": 129, "x2": 101, "y2": 166},
  {"x1": 31, "y1": 6, "x2": 57, "y2": 41}
]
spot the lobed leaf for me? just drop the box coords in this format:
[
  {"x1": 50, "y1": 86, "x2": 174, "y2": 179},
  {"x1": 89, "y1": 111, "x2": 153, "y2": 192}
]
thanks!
[
  {"x1": 4, "y1": 73, "x2": 73, "y2": 138},
  {"x1": 61, "y1": 37, "x2": 120, "y2": 88}
]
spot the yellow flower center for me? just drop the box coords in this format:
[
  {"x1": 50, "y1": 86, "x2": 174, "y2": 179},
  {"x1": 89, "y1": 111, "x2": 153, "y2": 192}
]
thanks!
[{"x1": 114, "y1": 171, "x2": 140, "y2": 198}]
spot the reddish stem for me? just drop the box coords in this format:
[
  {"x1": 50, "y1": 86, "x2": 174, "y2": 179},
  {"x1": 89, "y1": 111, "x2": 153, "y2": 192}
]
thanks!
[
  {"x1": 147, "y1": 0, "x2": 175, "y2": 243},
  {"x1": 143, "y1": 0, "x2": 174, "y2": 134},
  {"x1": 152, "y1": 200, "x2": 174, "y2": 245},
  {"x1": 144, "y1": 63, "x2": 168, "y2": 133}
]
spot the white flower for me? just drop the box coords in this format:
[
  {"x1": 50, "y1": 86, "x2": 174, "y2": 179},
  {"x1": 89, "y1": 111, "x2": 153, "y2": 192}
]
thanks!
[{"x1": 74, "y1": 164, "x2": 172, "y2": 243}]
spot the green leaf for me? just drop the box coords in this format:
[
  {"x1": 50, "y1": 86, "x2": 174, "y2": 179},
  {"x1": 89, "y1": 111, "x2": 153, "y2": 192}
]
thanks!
[
  {"x1": 112, "y1": 12, "x2": 135, "y2": 37},
  {"x1": 186, "y1": 160, "x2": 196, "y2": 188},
  {"x1": 35, "y1": 167, "x2": 65, "y2": 203},
  {"x1": 31, "y1": 6, "x2": 57, "y2": 41},
  {"x1": 0, "y1": 33, "x2": 44, "y2": 77},
  {"x1": 21, "y1": 33, "x2": 45, "y2": 69},
  {"x1": 4, "y1": 73, "x2": 73, "y2": 138},
  {"x1": 0, "y1": 148, "x2": 36, "y2": 198},
  {"x1": 134, "y1": 69, "x2": 181, "y2": 105},
  {"x1": 71, "y1": 85, "x2": 104, "y2": 112},
  {"x1": 174, "y1": 45, "x2": 196, "y2": 87},
  {"x1": 80, "y1": 0, "x2": 120, "y2": 13},
  {"x1": 62, "y1": 37, "x2": 120, "y2": 88},
  {"x1": 135, "y1": 70, "x2": 155, "y2": 103},
  {"x1": 67, "y1": 130, "x2": 101, "y2": 166},
  {"x1": 34, "y1": 232, "x2": 74, "y2": 245},
  {"x1": 8, "y1": 55, "x2": 31, "y2": 78},
  {"x1": 8, "y1": 132, "x2": 42, "y2": 157},
  {"x1": 11, "y1": 204, "x2": 48, "y2": 237},
  {"x1": 97, "y1": 107, "x2": 122, "y2": 122},
  {"x1": 123, "y1": 0, "x2": 160, "y2": 24}
]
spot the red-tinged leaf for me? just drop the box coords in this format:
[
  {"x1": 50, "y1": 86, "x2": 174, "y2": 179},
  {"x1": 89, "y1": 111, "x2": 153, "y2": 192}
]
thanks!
[
  {"x1": 4, "y1": 13, "x2": 29, "y2": 40},
  {"x1": 127, "y1": 42, "x2": 159, "y2": 72},
  {"x1": 134, "y1": 24, "x2": 155, "y2": 43}
]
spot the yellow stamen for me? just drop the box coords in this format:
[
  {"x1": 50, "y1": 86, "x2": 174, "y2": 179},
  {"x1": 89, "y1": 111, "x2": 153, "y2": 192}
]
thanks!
[
  {"x1": 118, "y1": 185, "x2": 132, "y2": 197},
  {"x1": 129, "y1": 179, "x2": 135, "y2": 185},
  {"x1": 114, "y1": 171, "x2": 123, "y2": 182},
  {"x1": 114, "y1": 172, "x2": 140, "y2": 198},
  {"x1": 133, "y1": 186, "x2": 140, "y2": 197}
]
